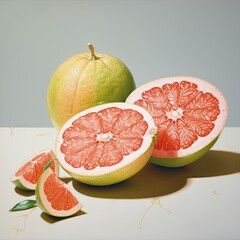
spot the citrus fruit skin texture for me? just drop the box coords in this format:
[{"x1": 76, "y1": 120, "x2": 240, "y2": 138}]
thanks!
[
  {"x1": 11, "y1": 149, "x2": 59, "y2": 190},
  {"x1": 36, "y1": 167, "x2": 82, "y2": 217},
  {"x1": 55, "y1": 102, "x2": 157, "y2": 186},
  {"x1": 126, "y1": 76, "x2": 228, "y2": 167},
  {"x1": 47, "y1": 45, "x2": 136, "y2": 130}
]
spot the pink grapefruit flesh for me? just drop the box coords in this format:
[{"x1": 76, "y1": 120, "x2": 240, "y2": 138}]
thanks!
[
  {"x1": 126, "y1": 76, "x2": 228, "y2": 167},
  {"x1": 55, "y1": 102, "x2": 157, "y2": 186},
  {"x1": 11, "y1": 149, "x2": 59, "y2": 190},
  {"x1": 36, "y1": 167, "x2": 82, "y2": 217}
]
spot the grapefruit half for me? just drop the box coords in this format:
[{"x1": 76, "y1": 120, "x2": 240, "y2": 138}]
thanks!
[
  {"x1": 126, "y1": 76, "x2": 228, "y2": 167},
  {"x1": 55, "y1": 102, "x2": 157, "y2": 186},
  {"x1": 36, "y1": 167, "x2": 82, "y2": 217},
  {"x1": 11, "y1": 149, "x2": 59, "y2": 190}
]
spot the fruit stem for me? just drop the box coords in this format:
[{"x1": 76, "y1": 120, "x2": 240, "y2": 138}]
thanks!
[{"x1": 88, "y1": 43, "x2": 99, "y2": 60}]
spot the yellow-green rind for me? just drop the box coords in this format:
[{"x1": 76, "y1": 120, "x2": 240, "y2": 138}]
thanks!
[
  {"x1": 12, "y1": 179, "x2": 32, "y2": 191},
  {"x1": 150, "y1": 135, "x2": 219, "y2": 167},
  {"x1": 35, "y1": 169, "x2": 50, "y2": 215},
  {"x1": 47, "y1": 52, "x2": 136, "y2": 130},
  {"x1": 35, "y1": 169, "x2": 61, "y2": 217}
]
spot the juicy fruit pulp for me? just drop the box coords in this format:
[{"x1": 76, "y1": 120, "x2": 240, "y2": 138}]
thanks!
[
  {"x1": 11, "y1": 150, "x2": 58, "y2": 190},
  {"x1": 126, "y1": 76, "x2": 228, "y2": 167},
  {"x1": 56, "y1": 102, "x2": 157, "y2": 186},
  {"x1": 47, "y1": 44, "x2": 136, "y2": 130},
  {"x1": 36, "y1": 167, "x2": 82, "y2": 217},
  {"x1": 61, "y1": 107, "x2": 148, "y2": 170}
]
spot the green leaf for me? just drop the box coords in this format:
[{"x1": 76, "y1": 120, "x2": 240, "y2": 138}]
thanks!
[
  {"x1": 43, "y1": 159, "x2": 53, "y2": 171},
  {"x1": 9, "y1": 200, "x2": 37, "y2": 212}
]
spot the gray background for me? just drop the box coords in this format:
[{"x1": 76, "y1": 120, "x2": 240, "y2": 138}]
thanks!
[{"x1": 0, "y1": 0, "x2": 239, "y2": 127}]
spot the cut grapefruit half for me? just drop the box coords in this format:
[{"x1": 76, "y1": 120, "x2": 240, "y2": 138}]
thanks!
[
  {"x1": 11, "y1": 149, "x2": 59, "y2": 190},
  {"x1": 55, "y1": 102, "x2": 157, "y2": 186},
  {"x1": 36, "y1": 167, "x2": 82, "y2": 217},
  {"x1": 126, "y1": 76, "x2": 228, "y2": 167}
]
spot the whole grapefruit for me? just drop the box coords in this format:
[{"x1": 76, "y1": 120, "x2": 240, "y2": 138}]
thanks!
[{"x1": 47, "y1": 43, "x2": 136, "y2": 130}]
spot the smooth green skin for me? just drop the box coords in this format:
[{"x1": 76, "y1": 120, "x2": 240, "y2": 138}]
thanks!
[{"x1": 150, "y1": 135, "x2": 219, "y2": 167}]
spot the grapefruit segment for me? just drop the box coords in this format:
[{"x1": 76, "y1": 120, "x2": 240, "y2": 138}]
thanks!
[
  {"x1": 163, "y1": 121, "x2": 180, "y2": 151},
  {"x1": 177, "y1": 118, "x2": 198, "y2": 149},
  {"x1": 11, "y1": 149, "x2": 59, "y2": 190},
  {"x1": 142, "y1": 87, "x2": 172, "y2": 112},
  {"x1": 100, "y1": 141, "x2": 123, "y2": 167},
  {"x1": 56, "y1": 102, "x2": 157, "y2": 186},
  {"x1": 182, "y1": 116, "x2": 215, "y2": 137},
  {"x1": 134, "y1": 99, "x2": 165, "y2": 117},
  {"x1": 36, "y1": 167, "x2": 82, "y2": 217},
  {"x1": 65, "y1": 142, "x2": 97, "y2": 169},
  {"x1": 72, "y1": 112, "x2": 103, "y2": 134},
  {"x1": 183, "y1": 91, "x2": 220, "y2": 121},
  {"x1": 162, "y1": 82, "x2": 180, "y2": 110},
  {"x1": 116, "y1": 121, "x2": 148, "y2": 138},
  {"x1": 126, "y1": 76, "x2": 228, "y2": 167},
  {"x1": 178, "y1": 80, "x2": 199, "y2": 107},
  {"x1": 98, "y1": 107, "x2": 122, "y2": 133},
  {"x1": 111, "y1": 109, "x2": 144, "y2": 134}
]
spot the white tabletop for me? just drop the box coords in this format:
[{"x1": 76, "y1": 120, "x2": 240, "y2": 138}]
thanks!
[{"x1": 1, "y1": 127, "x2": 239, "y2": 240}]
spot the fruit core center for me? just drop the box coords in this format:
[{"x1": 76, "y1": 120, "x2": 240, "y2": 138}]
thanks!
[
  {"x1": 166, "y1": 108, "x2": 183, "y2": 120},
  {"x1": 96, "y1": 132, "x2": 113, "y2": 142}
]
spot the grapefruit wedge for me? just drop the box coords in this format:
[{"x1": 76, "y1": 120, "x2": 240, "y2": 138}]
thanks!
[
  {"x1": 11, "y1": 149, "x2": 59, "y2": 190},
  {"x1": 126, "y1": 76, "x2": 228, "y2": 167},
  {"x1": 55, "y1": 102, "x2": 157, "y2": 186},
  {"x1": 36, "y1": 167, "x2": 82, "y2": 217}
]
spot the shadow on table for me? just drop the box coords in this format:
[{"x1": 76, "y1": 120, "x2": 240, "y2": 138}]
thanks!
[
  {"x1": 41, "y1": 209, "x2": 86, "y2": 224},
  {"x1": 14, "y1": 187, "x2": 35, "y2": 196},
  {"x1": 73, "y1": 150, "x2": 240, "y2": 199}
]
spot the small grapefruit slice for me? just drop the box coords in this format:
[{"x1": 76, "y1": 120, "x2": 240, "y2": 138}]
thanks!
[
  {"x1": 11, "y1": 149, "x2": 59, "y2": 190},
  {"x1": 126, "y1": 76, "x2": 228, "y2": 167},
  {"x1": 55, "y1": 102, "x2": 157, "y2": 186},
  {"x1": 36, "y1": 167, "x2": 82, "y2": 217}
]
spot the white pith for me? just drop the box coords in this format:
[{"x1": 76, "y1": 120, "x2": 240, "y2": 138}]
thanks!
[
  {"x1": 126, "y1": 76, "x2": 228, "y2": 158},
  {"x1": 37, "y1": 168, "x2": 82, "y2": 217},
  {"x1": 96, "y1": 132, "x2": 113, "y2": 142},
  {"x1": 55, "y1": 102, "x2": 157, "y2": 177},
  {"x1": 166, "y1": 108, "x2": 183, "y2": 120}
]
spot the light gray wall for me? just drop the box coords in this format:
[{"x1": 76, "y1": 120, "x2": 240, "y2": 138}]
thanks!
[{"x1": 0, "y1": 0, "x2": 239, "y2": 127}]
